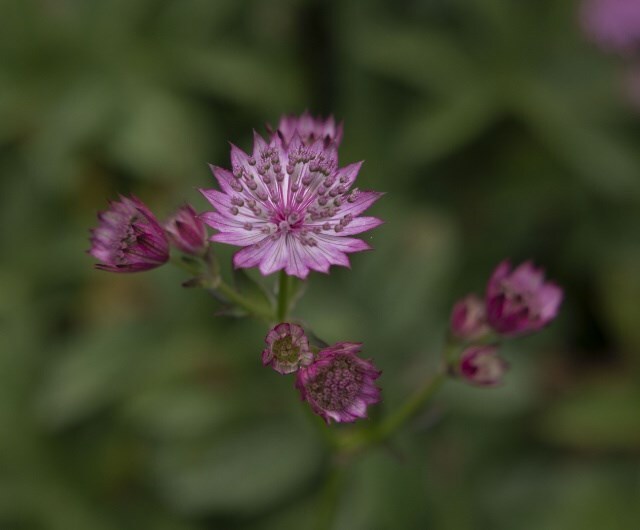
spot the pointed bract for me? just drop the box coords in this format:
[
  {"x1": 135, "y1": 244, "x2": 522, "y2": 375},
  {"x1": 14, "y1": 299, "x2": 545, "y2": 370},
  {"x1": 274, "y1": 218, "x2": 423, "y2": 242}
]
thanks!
[
  {"x1": 295, "y1": 342, "x2": 381, "y2": 424},
  {"x1": 201, "y1": 118, "x2": 383, "y2": 279},
  {"x1": 89, "y1": 195, "x2": 169, "y2": 273},
  {"x1": 272, "y1": 111, "x2": 343, "y2": 148}
]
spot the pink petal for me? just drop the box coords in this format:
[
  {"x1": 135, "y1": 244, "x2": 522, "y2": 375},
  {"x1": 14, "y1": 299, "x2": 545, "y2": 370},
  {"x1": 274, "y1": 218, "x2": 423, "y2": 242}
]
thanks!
[
  {"x1": 334, "y1": 161, "x2": 363, "y2": 188},
  {"x1": 335, "y1": 216, "x2": 383, "y2": 236},
  {"x1": 230, "y1": 143, "x2": 250, "y2": 168},
  {"x1": 233, "y1": 242, "x2": 271, "y2": 269},
  {"x1": 211, "y1": 231, "x2": 267, "y2": 246},
  {"x1": 339, "y1": 191, "x2": 384, "y2": 217},
  {"x1": 314, "y1": 234, "x2": 372, "y2": 254},
  {"x1": 200, "y1": 188, "x2": 233, "y2": 211},
  {"x1": 283, "y1": 242, "x2": 311, "y2": 279},
  {"x1": 200, "y1": 211, "x2": 252, "y2": 232},
  {"x1": 259, "y1": 235, "x2": 289, "y2": 275},
  {"x1": 209, "y1": 165, "x2": 237, "y2": 195}
]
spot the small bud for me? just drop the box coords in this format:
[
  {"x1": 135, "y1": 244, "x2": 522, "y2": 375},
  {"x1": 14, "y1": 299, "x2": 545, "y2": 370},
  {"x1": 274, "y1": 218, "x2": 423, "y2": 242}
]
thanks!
[
  {"x1": 165, "y1": 204, "x2": 207, "y2": 256},
  {"x1": 458, "y1": 345, "x2": 508, "y2": 387},
  {"x1": 450, "y1": 294, "x2": 490, "y2": 340},
  {"x1": 486, "y1": 261, "x2": 563, "y2": 337},
  {"x1": 262, "y1": 323, "x2": 313, "y2": 375}
]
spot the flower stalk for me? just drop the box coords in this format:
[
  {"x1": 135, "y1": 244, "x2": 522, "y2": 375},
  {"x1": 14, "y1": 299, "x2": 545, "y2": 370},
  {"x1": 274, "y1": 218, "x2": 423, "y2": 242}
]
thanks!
[{"x1": 276, "y1": 270, "x2": 291, "y2": 321}]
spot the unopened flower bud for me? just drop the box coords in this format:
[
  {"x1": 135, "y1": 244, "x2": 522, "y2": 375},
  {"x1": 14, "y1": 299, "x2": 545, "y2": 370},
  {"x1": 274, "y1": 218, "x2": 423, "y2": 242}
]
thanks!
[
  {"x1": 450, "y1": 294, "x2": 490, "y2": 340},
  {"x1": 458, "y1": 345, "x2": 508, "y2": 387},
  {"x1": 89, "y1": 195, "x2": 169, "y2": 273},
  {"x1": 165, "y1": 204, "x2": 207, "y2": 256},
  {"x1": 486, "y1": 260, "x2": 563, "y2": 337}
]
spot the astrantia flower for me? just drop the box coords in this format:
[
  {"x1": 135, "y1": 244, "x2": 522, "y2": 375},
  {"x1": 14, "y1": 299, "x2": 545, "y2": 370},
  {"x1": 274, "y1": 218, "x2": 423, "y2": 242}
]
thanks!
[
  {"x1": 581, "y1": 0, "x2": 640, "y2": 54},
  {"x1": 296, "y1": 342, "x2": 381, "y2": 424},
  {"x1": 450, "y1": 294, "x2": 490, "y2": 340},
  {"x1": 486, "y1": 261, "x2": 563, "y2": 336},
  {"x1": 200, "y1": 126, "x2": 383, "y2": 279},
  {"x1": 458, "y1": 345, "x2": 508, "y2": 387},
  {"x1": 262, "y1": 322, "x2": 313, "y2": 375},
  {"x1": 273, "y1": 111, "x2": 343, "y2": 148},
  {"x1": 89, "y1": 195, "x2": 169, "y2": 273},
  {"x1": 165, "y1": 204, "x2": 207, "y2": 256}
]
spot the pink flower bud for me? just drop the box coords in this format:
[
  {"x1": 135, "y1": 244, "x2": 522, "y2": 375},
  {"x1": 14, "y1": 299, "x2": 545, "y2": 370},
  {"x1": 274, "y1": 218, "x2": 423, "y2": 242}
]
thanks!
[
  {"x1": 89, "y1": 195, "x2": 169, "y2": 273},
  {"x1": 165, "y1": 204, "x2": 207, "y2": 255},
  {"x1": 486, "y1": 261, "x2": 563, "y2": 337},
  {"x1": 450, "y1": 294, "x2": 490, "y2": 340},
  {"x1": 458, "y1": 346, "x2": 508, "y2": 387}
]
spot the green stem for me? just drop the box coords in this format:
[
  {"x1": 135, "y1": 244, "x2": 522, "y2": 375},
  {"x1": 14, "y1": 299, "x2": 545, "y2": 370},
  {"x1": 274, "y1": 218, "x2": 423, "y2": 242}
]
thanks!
[
  {"x1": 214, "y1": 280, "x2": 272, "y2": 321},
  {"x1": 374, "y1": 368, "x2": 446, "y2": 443},
  {"x1": 337, "y1": 366, "x2": 447, "y2": 454},
  {"x1": 170, "y1": 248, "x2": 272, "y2": 321},
  {"x1": 276, "y1": 270, "x2": 290, "y2": 321}
]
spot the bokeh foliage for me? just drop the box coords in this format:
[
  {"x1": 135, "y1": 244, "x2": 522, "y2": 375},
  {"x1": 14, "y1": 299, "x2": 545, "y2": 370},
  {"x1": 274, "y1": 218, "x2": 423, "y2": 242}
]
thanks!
[{"x1": 1, "y1": 0, "x2": 639, "y2": 529}]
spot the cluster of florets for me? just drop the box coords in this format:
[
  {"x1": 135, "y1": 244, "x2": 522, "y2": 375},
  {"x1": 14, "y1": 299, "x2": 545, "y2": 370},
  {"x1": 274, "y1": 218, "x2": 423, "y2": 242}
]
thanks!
[
  {"x1": 449, "y1": 261, "x2": 563, "y2": 387},
  {"x1": 89, "y1": 112, "x2": 384, "y2": 425},
  {"x1": 89, "y1": 198, "x2": 206, "y2": 273},
  {"x1": 263, "y1": 324, "x2": 381, "y2": 424},
  {"x1": 199, "y1": 113, "x2": 382, "y2": 279}
]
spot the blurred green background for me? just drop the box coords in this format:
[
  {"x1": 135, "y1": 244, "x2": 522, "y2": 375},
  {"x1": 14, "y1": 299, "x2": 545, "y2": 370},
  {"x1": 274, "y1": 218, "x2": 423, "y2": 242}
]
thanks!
[{"x1": 1, "y1": 0, "x2": 640, "y2": 529}]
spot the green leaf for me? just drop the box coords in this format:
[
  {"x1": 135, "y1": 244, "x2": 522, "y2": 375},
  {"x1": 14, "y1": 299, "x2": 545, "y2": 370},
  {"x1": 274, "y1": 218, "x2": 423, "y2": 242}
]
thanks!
[
  {"x1": 154, "y1": 421, "x2": 321, "y2": 514},
  {"x1": 537, "y1": 378, "x2": 640, "y2": 451}
]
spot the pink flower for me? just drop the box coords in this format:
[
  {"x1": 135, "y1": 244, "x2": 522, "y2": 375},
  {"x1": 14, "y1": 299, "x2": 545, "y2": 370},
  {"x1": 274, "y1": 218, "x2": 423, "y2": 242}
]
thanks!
[
  {"x1": 89, "y1": 195, "x2": 169, "y2": 273},
  {"x1": 458, "y1": 346, "x2": 508, "y2": 387},
  {"x1": 262, "y1": 323, "x2": 313, "y2": 375},
  {"x1": 165, "y1": 204, "x2": 207, "y2": 256},
  {"x1": 486, "y1": 261, "x2": 563, "y2": 337},
  {"x1": 450, "y1": 294, "x2": 490, "y2": 340},
  {"x1": 200, "y1": 122, "x2": 383, "y2": 279},
  {"x1": 296, "y1": 342, "x2": 381, "y2": 424},
  {"x1": 581, "y1": 0, "x2": 640, "y2": 54},
  {"x1": 273, "y1": 111, "x2": 343, "y2": 148}
]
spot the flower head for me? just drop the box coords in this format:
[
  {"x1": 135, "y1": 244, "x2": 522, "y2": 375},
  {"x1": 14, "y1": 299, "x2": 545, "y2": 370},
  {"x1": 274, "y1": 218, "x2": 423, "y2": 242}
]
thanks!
[
  {"x1": 581, "y1": 0, "x2": 640, "y2": 54},
  {"x1": 450, "y1": 294, "x2": 490, "y2": 340},
  {"x1": 89, "y1": 195, "x2": 169, "y2": 273},
  {"x1": 486, "y1": 260, "x2": 563, "y2": 336},
  {"x1": 262, "y1": 323, "x2": 313, "y2": 374},
  {"x1": 165, "y1": 204, "x2": 207, "y2": 256},
  {"x1": 273, "y1": 111, "x2": 343, "y2": 148},
  {"x1": 458, "y1": 345, "x2": 508, "y2": 387},
  {"x1": 296, "y1": 342, "x2": 381, "y2": 424},
  {"x1": 200, "y1": 124, "x2": 383, "y2": 279}
]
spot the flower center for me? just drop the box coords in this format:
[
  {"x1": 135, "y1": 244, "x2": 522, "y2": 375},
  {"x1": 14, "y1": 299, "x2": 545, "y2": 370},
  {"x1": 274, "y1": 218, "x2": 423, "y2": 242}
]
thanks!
[
  {"x1": 307, "y1": 356, "x2": 363, "y2": 411},
  {"x1": 273, "y1": 335, "x2": 300, "y2": 364},
  {"x1": 115, "y1": 217, "x2": 141, "y2": 262}
]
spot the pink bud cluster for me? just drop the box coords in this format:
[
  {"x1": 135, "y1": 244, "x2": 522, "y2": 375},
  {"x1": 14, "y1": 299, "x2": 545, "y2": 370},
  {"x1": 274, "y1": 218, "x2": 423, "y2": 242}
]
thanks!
[
  {"x1": 89, "y1": 197, "x2": 207, "y2": 273},
  {"x1": 449, "y1": 261, "x2": 563, "y2": 386}
]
